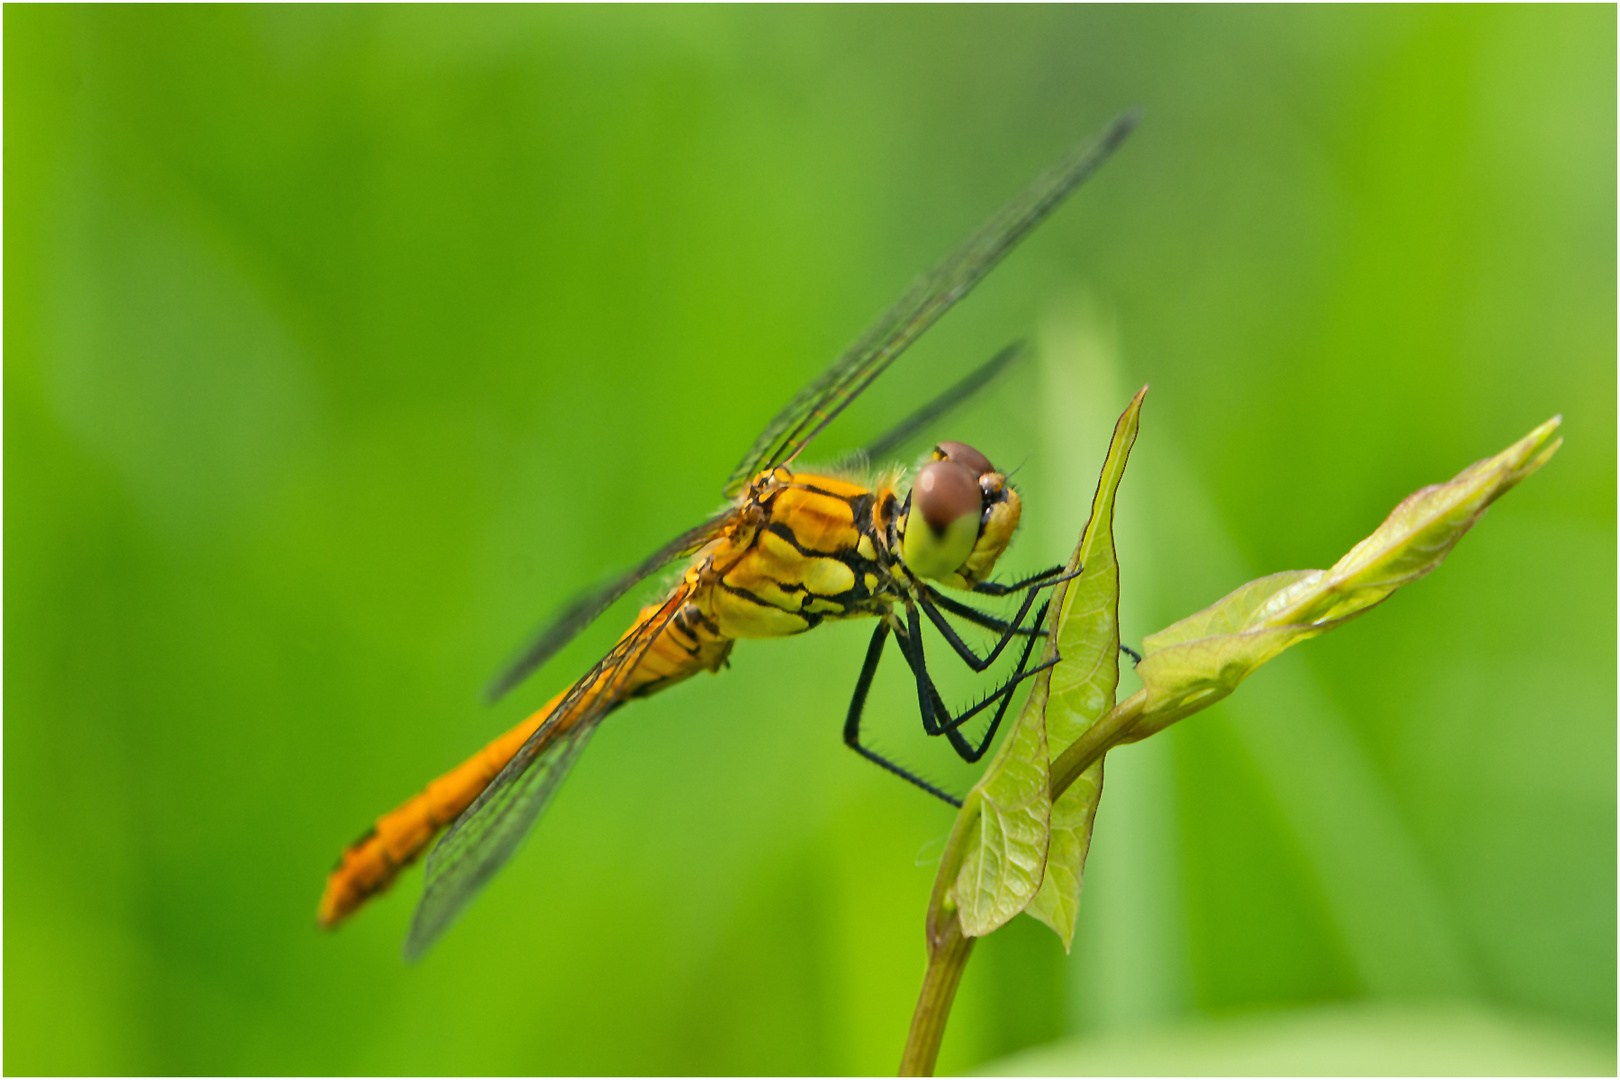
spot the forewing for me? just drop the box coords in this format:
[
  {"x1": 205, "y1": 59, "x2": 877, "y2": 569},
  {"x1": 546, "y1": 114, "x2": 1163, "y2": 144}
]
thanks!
[
  {"x1": 721, "y1": 110, "x2": 1138, "y2": 498},
  {"x1": 405, "y1": 587, "x2": 689, "y2": 960},
  {"x1": 485, "y1": 509, "x2": 735, "y2": 703}
]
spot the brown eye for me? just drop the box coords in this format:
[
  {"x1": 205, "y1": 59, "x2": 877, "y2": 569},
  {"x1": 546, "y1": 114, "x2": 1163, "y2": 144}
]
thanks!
[
  {"x1": 914, "y1": 460, "x2": 980, "y2": 531},
  {"x1": 934, "y1": 441, "x2": 994, "y2": 477}
]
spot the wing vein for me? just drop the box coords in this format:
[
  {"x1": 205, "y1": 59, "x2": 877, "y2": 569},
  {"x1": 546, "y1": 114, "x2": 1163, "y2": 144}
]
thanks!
[
  {"x1": 722, "y1": 110, "x2": 1138, "y2": 496},
  {"x1": 406, "y1": 585, "x2": 692, "y2": 959}
]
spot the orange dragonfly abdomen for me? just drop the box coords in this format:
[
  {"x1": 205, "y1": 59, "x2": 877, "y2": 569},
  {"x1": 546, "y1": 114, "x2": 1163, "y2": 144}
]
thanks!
[
  {"x1": 318, "y1": 592, "x2": 733, "y2": 929},
  {"x1": 320, "y1": 468, "x2": 900, "y2": 931},
  {"x1": 317, "y1": 694, "x2": 558, "y2": 928}
]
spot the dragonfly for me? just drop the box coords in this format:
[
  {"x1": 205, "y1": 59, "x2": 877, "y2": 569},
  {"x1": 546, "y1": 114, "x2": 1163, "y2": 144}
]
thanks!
[{"x1": 319, "y1": 110, "x2": 1138, "y2": 959}]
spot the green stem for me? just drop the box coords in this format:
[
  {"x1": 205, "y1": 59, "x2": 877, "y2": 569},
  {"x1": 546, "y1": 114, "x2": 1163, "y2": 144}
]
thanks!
[
  {"x1": 896, "y1": 691, "x2": 1148, "y2": 1077},
  {"x1": 1048, "y1": 690, "x2": 1145, "y2": 801},
  {"x1": 899, "y1": 909, "x2": 976, "y2": 1076}
]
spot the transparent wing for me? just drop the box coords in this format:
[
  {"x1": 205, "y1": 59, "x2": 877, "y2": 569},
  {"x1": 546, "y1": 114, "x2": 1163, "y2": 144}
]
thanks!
[
  {"x1": 721, "y1": 110, "x2": 1138, "y2": 498},
  {"x1": 402, "y1": 706, "x2": 602, "y2": 962},
  {"x1": 856, "y1": 340, "x2": 1025, "y2": 464},
  {"x1": 484, "y1": 509, "x2": 735, "y2": 703},
  {"x1": 405, "y1": 586, "x2": 690, "y2": 961}
]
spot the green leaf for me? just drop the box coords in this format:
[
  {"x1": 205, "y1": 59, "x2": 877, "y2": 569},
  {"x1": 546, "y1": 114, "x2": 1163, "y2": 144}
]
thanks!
[
  {"x1": 1122, "y1": 415, "x2": 1563, "y2": 744},
  {"x1": 945, "y1": 695, "x2": 1052, "y2": 938},
  {"x1": 1140, "y1": 570, "x2": 1319, "y2": 651},
  {"x1": 939, "y1": 388, "x2": 1147, "y2": 942},
  {"x1": 1022, "y1": 387, "x2": 1146, "y2": 949}
]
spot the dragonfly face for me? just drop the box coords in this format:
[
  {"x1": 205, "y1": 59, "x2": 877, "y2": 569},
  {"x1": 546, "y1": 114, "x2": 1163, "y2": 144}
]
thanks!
[
  {"x1": 897, "y1": 441, "x2": 1023, "y2": 590},
  {"x1": 320, "y1": 111, "x2": 1138, "y2": 958}
]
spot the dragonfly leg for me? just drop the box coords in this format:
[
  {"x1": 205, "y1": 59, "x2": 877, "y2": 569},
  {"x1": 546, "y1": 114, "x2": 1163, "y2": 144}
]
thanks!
[
  {"x1": 843, "y1": 619, "x2": 964, "y2": 808},
  {"x1": 1120, "y1": 643, "x2": 1143, "y2": 665},
  {"x1": 970, "y1": 562, "x2": 1075, "y2": 598},
  {"x1": 899, "y1": 601, "x2": 1056, "y2": 764},
  {"x1": 942, "y1": 601, "x2": 1053, "y2": 763},
  {"x1": 923, "y1": 585, "x2": 1047, "y2": 638},
  {"x1": 919, "y1": 565, "x2": 1078, "y2": 672},
  {"x1": 917, "y1": 582, "x2": 1042, "y2": 672}
]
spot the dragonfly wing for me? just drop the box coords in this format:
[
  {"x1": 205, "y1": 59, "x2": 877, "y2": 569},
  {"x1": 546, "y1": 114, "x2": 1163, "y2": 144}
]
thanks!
[
  {"x1": 406, "y1": 588, "x2": 689, "y2": 960},
  {"x1": 856, "y1": 340, "x2": 1025, "y2": 464},
  {"x1": 403, "y1": 706, "x2": 603, "y2": 961},
  {"x1": 722, "y1": 110, "x2": 1138, "y2": 499},
  {"x1": 484, "y1": 509, "x2": 735, "y2": 703}
]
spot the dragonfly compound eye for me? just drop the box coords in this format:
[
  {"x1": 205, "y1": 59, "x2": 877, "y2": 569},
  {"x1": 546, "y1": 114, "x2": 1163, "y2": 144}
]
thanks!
[
  {"x1": 933, "y1": 440, "x2": 995, "y2": 477},
  {"x1": 903, "y1": 460, "x2": 982, "y2": 581}
]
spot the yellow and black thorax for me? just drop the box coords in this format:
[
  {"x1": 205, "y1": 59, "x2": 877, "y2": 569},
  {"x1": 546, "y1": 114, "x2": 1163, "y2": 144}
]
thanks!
[{"x1": 696, "y1": 470, "x2": 904, "y2": 640}]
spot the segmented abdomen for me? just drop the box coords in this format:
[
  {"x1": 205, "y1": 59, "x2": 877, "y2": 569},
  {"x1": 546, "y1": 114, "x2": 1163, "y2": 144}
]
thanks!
[{"x1": 318, "y1": 593, "x2": 732, "y2": 928}]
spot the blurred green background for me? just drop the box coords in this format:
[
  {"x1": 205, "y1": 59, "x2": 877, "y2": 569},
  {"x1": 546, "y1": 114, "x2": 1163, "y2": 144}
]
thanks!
[{"x1": 6, "y1": 6, "x2": 1614, "y2": 1076}]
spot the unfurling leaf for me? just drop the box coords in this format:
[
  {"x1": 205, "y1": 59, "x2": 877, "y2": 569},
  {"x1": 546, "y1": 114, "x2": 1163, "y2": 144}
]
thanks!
[{"x1": 1121, "y1": 415, "x2": 1563, "y2": 744}]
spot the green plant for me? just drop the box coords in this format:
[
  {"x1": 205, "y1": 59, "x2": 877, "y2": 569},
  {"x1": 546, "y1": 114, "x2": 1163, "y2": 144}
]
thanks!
[{"x1": 899, "y1": 390, "x2": 1563, "y2": 1076}]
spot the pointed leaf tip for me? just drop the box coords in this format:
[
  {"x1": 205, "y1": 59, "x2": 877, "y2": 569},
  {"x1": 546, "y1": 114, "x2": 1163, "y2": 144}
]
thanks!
[
  {"x1": 931, "y1": 389, "x2": 1147, "y2": 945},
  {"x1": 1122, "y1": 415, "x2": 1564, "y2": 744}
]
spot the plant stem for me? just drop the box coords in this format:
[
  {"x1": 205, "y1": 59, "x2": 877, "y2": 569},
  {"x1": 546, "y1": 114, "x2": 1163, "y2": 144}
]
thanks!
[
  {"x1": 899, "y1": 909, "x2": 976, "y2": 1076},
  {"x1": 896, "y1": 691, "x2": 1148, "y2": 1076},
  {"x1": 1048, "y1": 690, "x2": 1145, "y2": 801}
]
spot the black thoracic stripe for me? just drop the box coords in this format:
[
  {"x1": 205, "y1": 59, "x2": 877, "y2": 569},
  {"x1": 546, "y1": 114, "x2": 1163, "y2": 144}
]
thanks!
[
  {"x1": 790, "y1": 480, "x2": 866, "y2": 503},
  {"x1": 741, "y1": 483, "x2": 907, "y2": 617},
  {"x1": 763, "y1": 522, "x2": 885, "y2": 597},
  {"x1": 848, "y1": 492, "x2": 875, "y2": 531},
  {"x1": 807, "y1": 597, "x2": 856, "y2": 618},
  {"x1": 683, "y1": 604, "x2": 721, "y2": 637},
  {"x1": 764, "y1": 521, "x2": 827, "y2": 559},
  {"x1": 846, "y1": 557, "x2": 887, "y2": 597},
  {"x1": 719, "y1": 579, "x2": 810, "y2": 614},
  {"x1": 719, "y1": 576, "x2": 843, "y2": 631},
  {"x1": 787, "y1": 481, "x2": 886, "y2": 541},
  {"x1": 765, "y1": 497, "x2": 864, "y2": 554},
  {"x1": 882, "y1": 492, "x2": 901, "y2": 533},
  {"x1": 765, "y1": 529, "x2": 893, "y2": 608}
]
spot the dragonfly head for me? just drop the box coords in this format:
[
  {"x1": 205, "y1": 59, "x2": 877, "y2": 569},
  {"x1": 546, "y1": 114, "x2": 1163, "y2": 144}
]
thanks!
[{"x1": 899, "y1": 441, "x2": 1022, "y2": 589}]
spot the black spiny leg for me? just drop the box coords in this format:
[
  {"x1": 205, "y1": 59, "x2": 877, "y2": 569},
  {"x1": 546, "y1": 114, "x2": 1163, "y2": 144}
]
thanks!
[
  {"x1": 844, "y1": 620, "x2": 964, "y2": 807},
  {"x1": 925, "y1": 588, "x2": 1047, "y2": 637},
  {"x1": 1120, "y1": 643, "x2": 1143, "y2": 665},
  {"x1": 971, "y1": 563, "x2": 1069, "y2": 598},
  {"x1": 900, "y1": 600, "x2": 1056, "y2": 764},
  {"x1": 918, "y1": 566, "x2": 1080, "y2": 672}
]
